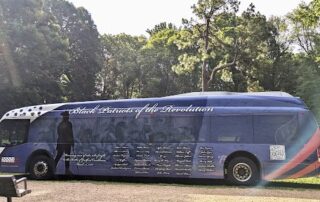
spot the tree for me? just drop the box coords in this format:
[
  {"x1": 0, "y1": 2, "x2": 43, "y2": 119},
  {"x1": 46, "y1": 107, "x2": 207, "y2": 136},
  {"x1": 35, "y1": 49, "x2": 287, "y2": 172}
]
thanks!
[
  {"x1": 44, "y1": 0, "x2": 104, "y2": 101},
  {"x1": 0, "y1": 0, "x2": 70, "y2": 115},
  {"x1": 252, "y1": 17, "x2": 297, "y2": 94},
  {"x1": 287, "y1": 0, "x2": 320, "y2": 119},
  {"x1": 175, "y1": 0, "x2": 241, "y2": 91},
  {"x1": 146, "y1": 22, "x2": 176, "y2": 36},
  {"x1": 174, "y1": 0, "x2": 287, "y2": 92},
  {"x1": 0, "y1": 0, "x2": 104, "y2": 115},
  {"x1": 288, "y1": 0, "x2": 320, "y2": 63},
  {"x1": 141, "y1": 25, "x2": 199, "y2": 97},
  {"x1": 100, "y1": 34, "x2": 146, "y2": 98}
]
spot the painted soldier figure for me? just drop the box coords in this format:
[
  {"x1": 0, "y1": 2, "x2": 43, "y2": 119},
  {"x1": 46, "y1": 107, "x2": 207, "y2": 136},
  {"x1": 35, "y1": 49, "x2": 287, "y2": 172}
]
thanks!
[{"x1": 54, "y1": 111, "x2": 74, "y2": 175}]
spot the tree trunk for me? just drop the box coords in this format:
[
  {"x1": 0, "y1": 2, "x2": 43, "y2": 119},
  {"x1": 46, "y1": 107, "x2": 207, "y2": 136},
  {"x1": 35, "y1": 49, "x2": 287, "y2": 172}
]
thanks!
[
  {"x1": 202, "y1": 17, "x2": 211, "y2": 92},
  {"x1": 202, "y1": 61, "x2": 208, "y2": 91}
]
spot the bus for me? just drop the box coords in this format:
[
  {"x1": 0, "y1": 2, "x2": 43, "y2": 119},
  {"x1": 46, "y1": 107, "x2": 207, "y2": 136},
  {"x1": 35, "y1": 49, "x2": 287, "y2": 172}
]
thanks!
[{"x1": 0, "y1": 91, "x2": 319, "y2": 185}]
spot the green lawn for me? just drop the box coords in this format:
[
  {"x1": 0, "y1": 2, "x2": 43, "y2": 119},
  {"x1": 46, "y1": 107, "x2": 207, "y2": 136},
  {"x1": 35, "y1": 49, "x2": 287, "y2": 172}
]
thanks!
[{"x1": 274, "y1": 177, "x2": 320, "y2": 185}]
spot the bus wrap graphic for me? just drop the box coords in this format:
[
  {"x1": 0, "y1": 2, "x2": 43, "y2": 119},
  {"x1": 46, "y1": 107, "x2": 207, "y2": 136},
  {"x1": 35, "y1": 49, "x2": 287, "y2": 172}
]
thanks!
[{"x1": 0, "y1": 92, "x2": 319, "y2": 185}]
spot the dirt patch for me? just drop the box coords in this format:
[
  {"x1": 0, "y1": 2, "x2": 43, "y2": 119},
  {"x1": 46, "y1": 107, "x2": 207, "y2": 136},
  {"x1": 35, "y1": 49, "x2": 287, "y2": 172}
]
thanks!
[{"x1": 3, "y1": 180, "x2": 320, "y2": 202}]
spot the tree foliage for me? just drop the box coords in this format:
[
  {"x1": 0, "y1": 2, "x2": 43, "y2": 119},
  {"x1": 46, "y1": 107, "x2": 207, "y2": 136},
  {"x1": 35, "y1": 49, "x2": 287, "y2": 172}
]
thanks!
[
  {"x1": 0, "y1": 0, "x2": 320, "y2": 120},
  {"x1": 287, "y1": 0, "x2": 320, "y2": 119},
  {"x1": 100, "y1": 33, "x2": 146, "y2": 99},
  {"x1": 0, "y1": 0, "x2": 70, "y2": 114},
  {"x1": 0, "y1": 0, "x2": 103, "y2": 115},
  {"x1": 44, "y1": 0, "x2": 104, "y2": 101}
]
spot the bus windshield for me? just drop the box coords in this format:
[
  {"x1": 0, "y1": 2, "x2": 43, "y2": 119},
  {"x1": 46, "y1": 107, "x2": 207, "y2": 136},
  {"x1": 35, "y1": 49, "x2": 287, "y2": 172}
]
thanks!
[{"x1": 0, "y1": 119, "x2": 29, "y2": 147}]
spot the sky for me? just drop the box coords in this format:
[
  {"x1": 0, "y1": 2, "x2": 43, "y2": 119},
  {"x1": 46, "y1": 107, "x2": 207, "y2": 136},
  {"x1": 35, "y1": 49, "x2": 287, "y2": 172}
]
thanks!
[{"x1": 67, "y1": 0, "x2": 312, "y2": 36}]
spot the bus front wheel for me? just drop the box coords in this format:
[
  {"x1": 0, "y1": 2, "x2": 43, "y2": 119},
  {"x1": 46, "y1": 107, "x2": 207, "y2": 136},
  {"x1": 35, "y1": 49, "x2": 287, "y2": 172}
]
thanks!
[
  {"x1": 28, "y1": 155, "x2": 54, "y2": 180},
  {"x1": 226, "y1": 157, "x2": 259, "y2": 186}
]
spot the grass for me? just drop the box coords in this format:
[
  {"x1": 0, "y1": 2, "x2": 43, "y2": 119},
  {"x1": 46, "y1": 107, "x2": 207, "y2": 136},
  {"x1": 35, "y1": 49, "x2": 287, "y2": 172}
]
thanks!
[
  {"x1": 274, "y1": 177, "x2": 320, "y2": 185},
  {"x1": 0, "y1": 172, "x2": 25, "y2": 175}
]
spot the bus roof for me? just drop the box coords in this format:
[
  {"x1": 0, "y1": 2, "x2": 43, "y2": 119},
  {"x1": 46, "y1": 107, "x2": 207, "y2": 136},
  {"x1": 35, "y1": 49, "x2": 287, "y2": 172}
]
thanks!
[
  {"x1": 166, "y1": 91, "x2": 293, "y2": 97},
  {"x1": 0, "y1": 91, "x2": 306, "y2": 122}
]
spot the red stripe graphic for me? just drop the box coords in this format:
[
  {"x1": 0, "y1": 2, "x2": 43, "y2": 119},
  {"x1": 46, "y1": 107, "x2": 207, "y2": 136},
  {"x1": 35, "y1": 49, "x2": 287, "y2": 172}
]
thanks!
[
  {"x1": 288, "y1": 160, "x2": 320, "y2": 178},
  {"x1": 264, "y1": 128, "x2": 320, "y2": 180}
]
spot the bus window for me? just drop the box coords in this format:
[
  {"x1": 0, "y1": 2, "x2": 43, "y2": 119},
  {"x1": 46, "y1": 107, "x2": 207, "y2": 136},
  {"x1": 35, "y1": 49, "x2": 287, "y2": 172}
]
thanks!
[
  {"x1": 31, "y1": 117, "x2": 58, "y2": 143},
  {"x1": 149, "y1": 116, "x2": 172, "y2": 143},
  {"x1": 72, "y1": 118, "x2": 96, "y2": 144},
  {"x1": 211, "y1": 115, "x2": 253, "y2": 143},
  {"x1": 125, "y1": 117, "x2": 148, "y2": 143},
  {"x1": 0, "y1": 119, "x2": 29, "y2": 146},
  {"x1": 94, "y1": 115, "x2": 202, "y2": 143},
  {"x1": 96, "y1": 117, "x2": 117, "y2": 143},
  {"x1": 149, "y1": 116, "x2": 202, "y2": 143},
  {"x1": 171, "y1": 116, "x2": 201, "y2": 143},
  {"x1": 95, "y1": 116, "x2": 149, "y2": 143},
  {"x1": 254, "y1": 114, "x2": 298, "y2": 145}
]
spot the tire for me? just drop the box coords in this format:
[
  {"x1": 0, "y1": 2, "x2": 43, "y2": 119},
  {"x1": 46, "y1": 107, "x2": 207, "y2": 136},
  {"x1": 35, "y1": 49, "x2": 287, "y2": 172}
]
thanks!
[
  {"x1": 226, "y1": 157, "x2": 260, "y2": 186},
  {"x1": 28, "y1": 155, "x2": 54, "y2": 180}
]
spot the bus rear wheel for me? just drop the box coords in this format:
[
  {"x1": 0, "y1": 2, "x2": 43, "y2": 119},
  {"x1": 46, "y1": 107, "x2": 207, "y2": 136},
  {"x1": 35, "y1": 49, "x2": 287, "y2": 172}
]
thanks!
[
  {"x1": 227, "y1": 157, "x2": 259, "y2": 186},
  {"x1": 28, "y1": 155, "x2": 54, "y2": 180}
]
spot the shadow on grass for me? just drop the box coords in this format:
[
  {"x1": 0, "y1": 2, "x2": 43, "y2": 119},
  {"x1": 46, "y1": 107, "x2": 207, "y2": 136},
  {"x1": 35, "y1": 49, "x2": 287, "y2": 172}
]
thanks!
[
  {"x1": 263, "y1": 181, "x2": 320, "y2": 190},
  {"x1": 55, "y1": 175, "x2": 225, "y2": 186},
  {"x1": 52, "y1": 175, "x2": 320, "y2": 190}
]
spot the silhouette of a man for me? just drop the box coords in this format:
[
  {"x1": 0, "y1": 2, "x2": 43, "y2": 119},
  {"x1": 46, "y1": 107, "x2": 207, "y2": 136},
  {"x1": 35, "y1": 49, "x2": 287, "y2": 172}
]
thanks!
[{"x1": 54, "y1": 111, "x2": 74, "y2": 175}]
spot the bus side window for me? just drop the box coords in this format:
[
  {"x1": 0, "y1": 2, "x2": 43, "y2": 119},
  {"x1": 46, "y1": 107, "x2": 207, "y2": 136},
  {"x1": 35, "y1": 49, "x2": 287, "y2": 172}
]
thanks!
[
  {"x1": 30, "y1": 117, "x2": 57, "y2": 143},
  {"x1": 72, "y1": 117, "x2": 96, "y2": 144},
  {"x1": 274, "y1": 115, "x2": 298, "y2": 145},
  {"x1": 115, "y1": 121, "x2": 127, "y2": 142},
  {"x1": 149, "y1": 116, "x2": 172, "y2": 143},
  {"x1": 148, "y1": 116, "x2": 201, "y2": 143},
  {"x1": 171, "y1": 116, "x2": 197, "y2": 143},
  {"x1": 95, "y1": 117, "x2": 117, "y2": 143},
  {"x1": 211, "y1": 115, "x2": 253, "y2": 143},
  {"x1": 0, "y1": 119, "x2": 30, "y2": 146},
  {"x1": 96, "y1": 116, "x2": 150, "y2": 143},
  {"x1": 254, "y1": 114, "x2": 298, "y2": 145},
  {"x1": 197, "y1": 116, "x2": 211, "y2": 143}
]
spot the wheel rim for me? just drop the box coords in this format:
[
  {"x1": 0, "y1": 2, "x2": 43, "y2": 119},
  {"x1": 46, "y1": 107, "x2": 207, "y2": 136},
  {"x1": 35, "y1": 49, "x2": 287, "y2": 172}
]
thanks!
[
  {"x1": 33, "y1": 161, "x2": 49, "y2": 177},
  {"x1": 232, "y1": 162, "x2": 252, "y2": 182}
]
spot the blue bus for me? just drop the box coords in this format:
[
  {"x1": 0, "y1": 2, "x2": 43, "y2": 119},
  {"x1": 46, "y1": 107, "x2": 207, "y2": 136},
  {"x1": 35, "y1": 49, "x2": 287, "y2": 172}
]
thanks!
[{"x1": 0, "y1": 92, "x2": 319, "y2": 185}]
